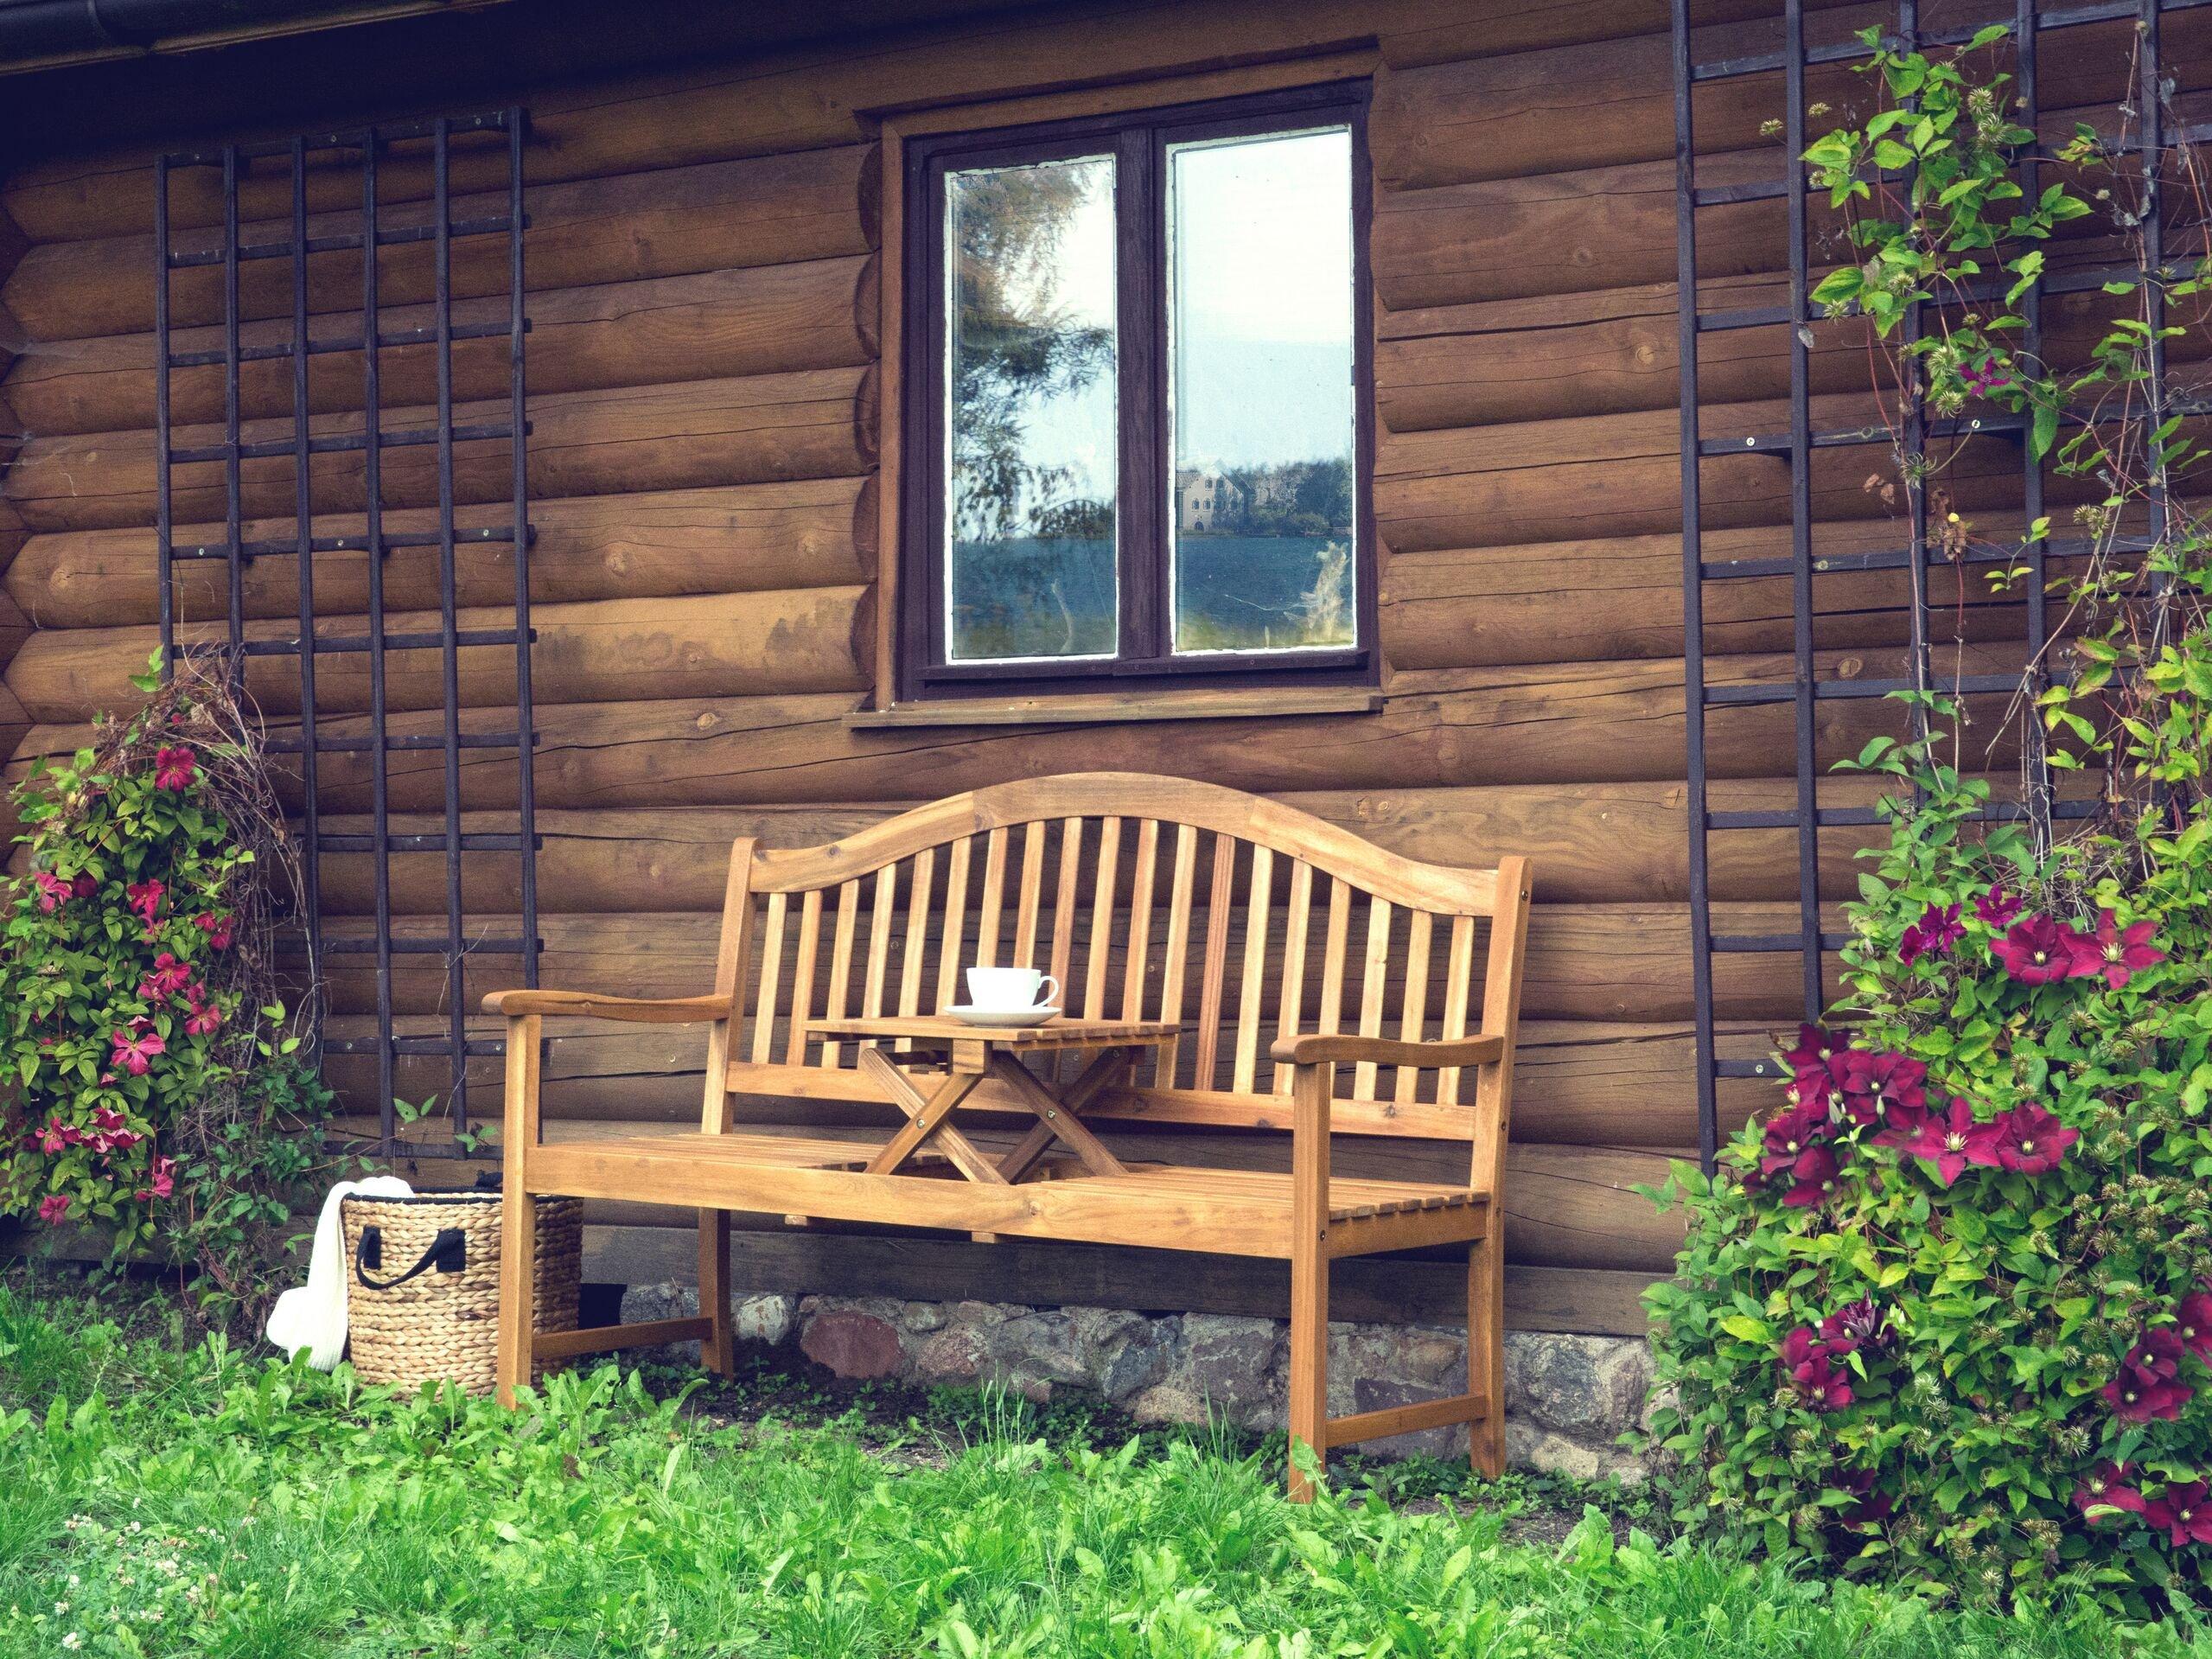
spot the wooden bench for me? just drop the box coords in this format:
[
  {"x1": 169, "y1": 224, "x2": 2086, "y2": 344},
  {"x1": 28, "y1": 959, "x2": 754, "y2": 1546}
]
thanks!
[{"x1": 488, "y1": 773, "x2": 1531, "y2": 1496}]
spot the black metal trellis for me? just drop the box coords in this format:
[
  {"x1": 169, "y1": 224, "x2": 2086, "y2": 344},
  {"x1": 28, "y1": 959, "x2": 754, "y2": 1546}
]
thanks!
[
  {"x1": 154, "y1": 108, "x2": 539, "y2": 1156},
  {"x1": 1671, "y1": 0, "x2": 2196, "y2": 1169}
]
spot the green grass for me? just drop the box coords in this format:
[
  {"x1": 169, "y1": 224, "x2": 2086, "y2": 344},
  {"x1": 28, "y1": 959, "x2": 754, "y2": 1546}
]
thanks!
[{"x1": 0, "y1": 1280, "x2": 2204, "y2": 1657}]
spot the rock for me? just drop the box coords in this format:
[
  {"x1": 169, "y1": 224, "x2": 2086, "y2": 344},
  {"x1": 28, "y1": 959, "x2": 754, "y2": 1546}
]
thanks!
[
  {"x1": 1348, "y1": 1376, "x2": 1466, "y2": 1459},
  {"x1": 1178, "y1": 1313, "x2": 1287, "y2": 1431},
  {"x1": 799, "y1": 1308, "x2": 906, "y2": 1379},
  {"x1": 1507, "y1": 1420, "x2": 1605, "y2": 1481},
  {"x1": 733, "y1": 1293, "x2": 796, "y2": 1348},
  {"x1": 618, "y1": 1282, "x2": 702, "y2": 1364},
  {"x1": 1508, "y1": 1333, "x2": 1648, "y2": 1439}
]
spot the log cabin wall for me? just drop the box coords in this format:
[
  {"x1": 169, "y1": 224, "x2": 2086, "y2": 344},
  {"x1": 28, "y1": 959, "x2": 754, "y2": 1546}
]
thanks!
[{"x1": 3, "y1": 0, "x2": 2182, "y2": 1335}]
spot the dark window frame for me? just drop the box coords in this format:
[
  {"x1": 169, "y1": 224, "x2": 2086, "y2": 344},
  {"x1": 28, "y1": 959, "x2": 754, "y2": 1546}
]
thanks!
[{"x1": 897, "y1": 79, "x2": 1376, "y2": 703}]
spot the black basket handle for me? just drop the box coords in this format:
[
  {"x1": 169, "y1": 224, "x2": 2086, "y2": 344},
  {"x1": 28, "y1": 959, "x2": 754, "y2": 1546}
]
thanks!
[{"x1": 354, "y1": 1223, "x2": 468, "y2": 1290}]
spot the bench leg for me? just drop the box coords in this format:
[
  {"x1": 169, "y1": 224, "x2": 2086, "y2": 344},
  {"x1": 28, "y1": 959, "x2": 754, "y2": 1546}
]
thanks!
[
  {"x1": 495, "y1": 1185, "x2": 536, "y2": 1407},
  {"x1": 698, "y1": 1209, "x2": 734, "y2": 1376},
  {"x1": 1468, "y1": 1235, "x2": 1505, "y2": 1478},
  {"x1": 1287, "y1": 1229, "x2": 1329, "y2": 1503}
]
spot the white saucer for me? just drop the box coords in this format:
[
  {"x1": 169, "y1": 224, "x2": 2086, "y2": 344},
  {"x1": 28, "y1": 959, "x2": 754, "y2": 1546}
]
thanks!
[{"x1": 944, "y1": 1004, "x2": 1061, "y2": 1029}]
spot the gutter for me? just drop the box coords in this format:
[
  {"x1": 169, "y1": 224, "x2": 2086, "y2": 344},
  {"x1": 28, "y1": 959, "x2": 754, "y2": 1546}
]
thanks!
[{"x1": 0, "y1": 0, "x2": 514, "y2": 76}]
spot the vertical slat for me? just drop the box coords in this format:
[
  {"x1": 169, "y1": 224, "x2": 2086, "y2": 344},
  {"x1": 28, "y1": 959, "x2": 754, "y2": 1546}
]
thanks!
[
  {"x1": 1013, "y1": 821, "x2": 1047, "y2": 967},
  {"x1": 1437, "y1": 916, "x2": 1476, "y2": 1107},
  {"x1": 1120, "y1": 820, "x2": 1161, "y2": 1022},
  {"x1": 784, "y1": 888, "x2": 824, "y2": 1065},
  {"x1": 1083, "y1": 817, "x2": 1124, "y2": 1018},
  {"x1": 860, "y1": 863, "x2": 899, "y2": 1048},
  {"x1": 1270, "y1": 860, "x2": 1316, "y2": 1095},
  {"x1": 1155, "y1": 824, "x2": 1199, "y2": 1085},
  {"x1": 1394, "y1": 911, "x2": 1434, "y2": 1105},
  {"x1": 155, "y1": 153, "x2": 175, "y2": 686},
  {"x1": 896, "y1": 848, "x2": 935, "y2": 1050},
  {"x1": 1783, "y1": 0, "x2": 1820, "y2": 1027},
  {"x1": 750, "y1": 891, "x2": 788, "y2": 1064},
  {"x1": 288, "y1": 137, "x2": 322, "y2": 1001},
  {"x1": 1189, "y1": 833, "x2": 1239, "y2": 1091},
  {"x1": 431, "y1": 117, "x2": 469, "y2": 1134},
  {"x1": 699, "y1": 840, "x2": 758, "y2": 1134},
  {"x1": 507, "y1": 107, "x2": 540, "y2": 1004},
  {"x1": 820, "y1": 877, "x2": 861, "y2": 1066},
  {"x1": 1671, "y1": 0, "x2": 1718, "y2": 1173},
  {"x1": 220, "y1": 144, "x2": 244, "y2": 660},
  {"x1": 1315, "y1": 877, "x2": 1353, "y2": 1056},
  {"x1": 1231, "y1": 845, "x2": 1274, "y2": 1094},
  {"x1": 2017, "y1": 0, "x2": 2052, "y2": 850},
  {"x1": 935, "y1": 835, "x2": 972, "y2": 1014},
  {"x1": 1352, "y1": 898, "x2": 1393, "y2": 1101},
  {"x1": 975, "y1": 827, "x2": 1009, "y2": 968},
  {"x1": 360, "y1": 130, "x2": 396, "y2": 1148},
  {"x1": 1470, "y1": 859, "x2": 1533, "y2": 1195},
  {"x1": 1048, "y1": 818, "x2": 1083, "y2": 1005},
  {"x1": 493, "y1": 1011, "x2": 540, "y2": 1407},
  {"x1": 1287, "y1": 1056, "x2": 1330, "y2": 1504}
]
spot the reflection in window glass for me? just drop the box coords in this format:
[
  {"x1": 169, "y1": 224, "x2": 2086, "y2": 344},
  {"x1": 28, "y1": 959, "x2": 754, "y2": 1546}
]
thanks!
[
  {"x1": 1168, "y1": 128, "x2": 1355, "y2": 654},
  {"x1": 945, "y1": 154, "x2": 1119, "y2": 662}
]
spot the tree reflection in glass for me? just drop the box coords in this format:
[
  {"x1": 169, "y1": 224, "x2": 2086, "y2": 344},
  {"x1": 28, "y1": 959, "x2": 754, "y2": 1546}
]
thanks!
[{"x1": 945, "y1": 154, "x2": 1119, "y2": 662}]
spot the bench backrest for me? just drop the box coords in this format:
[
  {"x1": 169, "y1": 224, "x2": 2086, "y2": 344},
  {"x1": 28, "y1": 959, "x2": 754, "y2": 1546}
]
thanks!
[{"x1": 699, "y1": 774, "x2": 1532, "y2": 1191}]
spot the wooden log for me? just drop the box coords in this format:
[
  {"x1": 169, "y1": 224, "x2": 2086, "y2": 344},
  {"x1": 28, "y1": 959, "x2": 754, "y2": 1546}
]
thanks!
[
  {"x1": 292, "y1": 899, "x2": 1836, "y2": 1025},
  {"x1": 5, "y1": 587, "x2": 872, "y2": 721},
  {"x1": 8, "y1": 641, "x2": 2030, "y2": 812},
  {"x1": 6, "y1": 257, "x2": 879, "y2": 436},
  {"x1": 1374, "y1": 387, "x2": 2173, "y2": 552},
  {"x1": 1373, "y1": 7, "x2": 2212, "y2": 189},
  {"x1": 301, "y1": 777, "x2": 1874, "y2": 916},
  {"x1": 582, "y1": 1224, "x2": 1661, "y2": 1336},
  {"x1": 2, "y1": 366, "x2": 877, "y2": 533},
  {"x1": 5, "y1": 478, "x2": 873, "y2": 629},
  {"x1": 1378, "y1": 0, "x2": 1865, "y2": 69},
  {"x1": 3, "y1": 0, "x2": 1760, "y2": 243},
  {"x1": 1, "y1": 145, "x2": 878, "y2": 342},
  {"x1": 323, "y1": 1009, "x2": 1775, "y2": 1151},
  {"x1": 1378, "y1": 276, "x2": 2186, "y2": 433},
  {"x1": 1380, "y1": 516, "x2": 2064, "y2": 668}
]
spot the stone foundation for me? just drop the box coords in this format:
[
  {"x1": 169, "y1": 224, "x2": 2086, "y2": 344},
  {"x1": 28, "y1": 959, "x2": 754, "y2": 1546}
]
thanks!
[{"x1": 619, "y1": 1283, "x2": 1652, "y2": 1479}]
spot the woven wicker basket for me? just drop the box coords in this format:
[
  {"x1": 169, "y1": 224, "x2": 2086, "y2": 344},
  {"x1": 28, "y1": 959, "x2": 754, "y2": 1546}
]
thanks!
[{"x1": 340, "y1": 1190, "x2": 581, "y2": 1394}]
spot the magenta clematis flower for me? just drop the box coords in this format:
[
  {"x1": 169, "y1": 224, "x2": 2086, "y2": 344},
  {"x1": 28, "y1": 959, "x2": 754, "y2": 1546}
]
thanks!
[
  {"x1": 2147, "y1": 1481, "x2": 2212, "y2": 1547},
  {"x1": 135, "y1": 1155, "x2": 175, "y2": 1203},
  {"x1": 2104, "y1": 1330, "x2": 2195, "y2": 1422},
  {"x1": 152, "y1": 745, "x2": 198, "y2": 791},
  {"x1": 1992, "y1": 915, "x2": 2084, "y2": 985},
  {"x1": 1782, "y1": 1023, "x2": 1841, "y2": 1078},
  {"x1": 1761, "y1": 1097, "x2": 1835, "y2": 1177},
  {"x1": 2074, "y1": 1461, "x2": 2148, "y2": 1524},
  {"x1": 32, "y1": 871, "x2": 73, "y2": 913},
  {"x1": 137, "y1": 952, "x2": 191, "y2": 1001},
  {"x1": 1779, "y1": 1145, "x2": 1842, "y2": 1209},
  {"x1": 1892, "y1": 1096, "x2": 2005, "y2": 1187},
  {"x1": 1990, "y1": 1103, "x2": 2077, "y2": 1175},
  {"x1": 194, "y1": 910, "x2": 235, "y2": 950},
  {"x1": 1898, "y1": 903, "x2": 1965, "y2": 964},
  {"x1": 1820, "y1": 1298, "x2": 1889, "y2": 1356},
  {"x1": 183, "y1": 988, "x2": 222, "y2": 1038},
  {"x1": 2067, "y1": 909, "x2": 2168, "y2": 990},
  {"x1": 37, "y1": 1193, "x2": 72, "y2": 1225},
  {"x1": 1832, "y1": 1049, "x2": 1927, "y2": 1129},
  {"x1": 125, "y1": 879, "x2": 167, "y2": 928},
  {"x1": 1778, "y1": 1327, "x2": 1854, "y2": 1411},
  {"x1": 1974, "y1": 884, "x2": 2024, "y2": 929},
  {"x1": 2177, "y1": 1289, "x2": 2212, "y2": 1363},
  {"x1": 109, "y1": 1024, "x2": 165, "y2": 1078}
]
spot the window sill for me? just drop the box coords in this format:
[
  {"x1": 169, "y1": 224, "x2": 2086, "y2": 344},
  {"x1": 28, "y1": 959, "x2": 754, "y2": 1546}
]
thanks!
[{"x1": 847, "y1": 687, "x2": 1381, "y2": 730}]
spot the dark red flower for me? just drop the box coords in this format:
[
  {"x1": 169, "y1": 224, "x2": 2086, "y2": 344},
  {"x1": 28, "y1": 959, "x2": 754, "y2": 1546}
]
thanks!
[
  {"x1": 1869, "y1": 1100, "x2": 1932, "y2": 1151},
  {"x1": 1831, "y1": 1049, "x2": 1927, "y2": 1128},
  {"x1": 2177, "y1": 1290, "x2": 2212, "y2": 1363},
  {"x1": 36, "y1": 1193, "x2": 71, "y2": 1225},
  {"x1": 2146, "y1": 1480, "x2": 2212, "y2": 1547},
  {"x1": 1779, "y1": 1145, "x2": 1842, "y2": 1209},
  {"x1": 1782, "y1": 1023, "x2": 1840, "y2": 1078},
  {"x1": 125, "y1": 878, "x2": 167, "y2": 927},
  {"x1": 1893, "y1": 1096, "x2": 2005, "y2": 1187},
  {"x1": 1990, "y1": 1102, "x2": 2077, "y2": 1176},
  {"x1": 1974, "y1": 884, "x2": 2024, "y2": 928},
  {"x1": 153, "y1": 745, "x2": 198, "y2": 791},
  {"x1": 1798, "y1": 1357, "x2": 1853, "y2": 1412},
  {"x1": 71, "y1": 873, "x2": 96, "y2": 900},
  {"x1": 1992, "y1": 915, "x2": 2084, "y2": 984},
  {"x1": 2103, "y1": 1330, "x2": 2195, "y2": 1422},
  {"x1": 1820, "y1": 1298, "x2": 1889, "y2": 1356},
  {"x1": 1761, "y1": 1097, "x2": 1835, "y2": 1177},
  {"x1": 109, "y1": 1024, "x2": 164, "y2": 1078},
  {"x1": 31, "y1": 871, "x2": 73, "y2": 914},
  {"x1": 2068, "y1": 909, "x2": 2168, "y2": 990},
  {"x1": 183, "y1": 987, "x2": 222, "y2": 1038},
  {"x1": 194, "y1": 910, "x2": 235, "y2": 951},
  {"x1": 2073, "y1": 1461, "x2": 2148, "y2": 1524},
  {"x1": 1836, "y1": 1467, "x2": 1893, "y2": 1528},
  {"x1": 137, "y1": 951, "x2": 191, "y2": 1002},
  {"x1": 1898, "y1": 903, "x2": 1964, "y2": 964}
]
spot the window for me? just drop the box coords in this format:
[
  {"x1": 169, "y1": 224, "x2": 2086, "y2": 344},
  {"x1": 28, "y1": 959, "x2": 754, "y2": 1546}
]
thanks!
[{"x1": 898, "y1": 82, "x2": 1373, "y2": 699}]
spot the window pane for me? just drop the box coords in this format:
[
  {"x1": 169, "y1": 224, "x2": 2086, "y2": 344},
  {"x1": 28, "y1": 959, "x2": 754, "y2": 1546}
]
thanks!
[
  {"x1": 1168, "y1": 128, "x2": 1355, "y2": 654},
  {"x1": 944, "y1": 154, "x2": 1119, "y2": 662}
]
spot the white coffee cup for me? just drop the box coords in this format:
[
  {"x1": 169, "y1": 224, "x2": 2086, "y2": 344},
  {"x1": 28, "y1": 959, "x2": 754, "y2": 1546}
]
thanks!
[{"x1": 966, "y1": 965, "x2": 1059, "y2": 1011}]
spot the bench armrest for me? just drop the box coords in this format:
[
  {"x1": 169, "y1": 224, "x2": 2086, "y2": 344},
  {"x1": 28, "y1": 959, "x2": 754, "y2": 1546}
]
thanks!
[
  {"x1": 481, "y1": 989, "x2": 731, "y2": 1024},
  {"x1": 1268, "y1": 1032, "x2": 1506, "y2": 1068}
]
